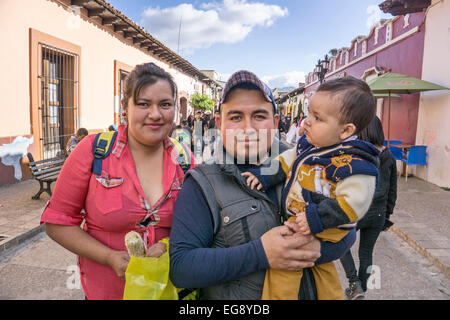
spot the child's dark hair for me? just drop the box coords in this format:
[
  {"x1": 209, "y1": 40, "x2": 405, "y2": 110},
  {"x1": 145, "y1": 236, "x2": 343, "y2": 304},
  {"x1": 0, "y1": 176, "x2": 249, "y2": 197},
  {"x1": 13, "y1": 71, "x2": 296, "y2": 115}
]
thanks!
[
  {"x1": 317, "y1": 76, "x2": 376, "y2": 134},
  {"x1": 76, "y1": 128, "x2": 88, "y2": 137},
  {"x1": 123, "y1": 62, "x2": 177, "y2": 109},
  {"x1": 358, "y1": 116, "x2": 385, "y2": 146}
]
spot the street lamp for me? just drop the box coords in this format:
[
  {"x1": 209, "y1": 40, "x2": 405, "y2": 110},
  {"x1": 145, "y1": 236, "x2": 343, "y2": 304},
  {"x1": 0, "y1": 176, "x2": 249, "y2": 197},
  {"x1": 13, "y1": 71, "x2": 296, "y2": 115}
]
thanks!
[{"x1": 314, "y1": 54, "x2": 330, "y2": 84}]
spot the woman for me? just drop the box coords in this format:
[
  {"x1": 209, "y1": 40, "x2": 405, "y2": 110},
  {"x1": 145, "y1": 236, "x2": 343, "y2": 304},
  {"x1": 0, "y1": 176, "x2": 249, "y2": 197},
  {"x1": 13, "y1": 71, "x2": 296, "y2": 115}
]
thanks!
[
  {"x1": 285, "y1": 117, "x2": 299, "y2": 146},
  {"x1": 339, "y1": 116, "x2": 397, "y2": 300},
  {"x1": 41, "y1": 63, "x2": 194, "y2": 300}
]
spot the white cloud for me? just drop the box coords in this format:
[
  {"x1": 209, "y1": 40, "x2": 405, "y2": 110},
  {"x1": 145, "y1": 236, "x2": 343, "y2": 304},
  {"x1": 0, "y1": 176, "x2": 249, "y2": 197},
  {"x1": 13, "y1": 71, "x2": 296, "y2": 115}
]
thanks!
[
  {"x1": 217, "y1": 73, "x2": 231, "y2": 82},
  {"x1": 366, "y1": 4, "x2": 392, "y2": 29},
  {"x1": 261, "y1": 71, "x2": 306, "y2": 89},
  {"x1": 140, "y1": 0, "x2": 288, "y2": 54}
]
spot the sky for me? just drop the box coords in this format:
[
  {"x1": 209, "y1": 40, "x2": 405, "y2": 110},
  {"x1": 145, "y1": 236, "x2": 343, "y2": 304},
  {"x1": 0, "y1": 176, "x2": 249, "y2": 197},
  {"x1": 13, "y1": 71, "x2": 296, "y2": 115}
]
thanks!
[{"x1": 107, "y1": 0, "x2": 392, "y2": 89}]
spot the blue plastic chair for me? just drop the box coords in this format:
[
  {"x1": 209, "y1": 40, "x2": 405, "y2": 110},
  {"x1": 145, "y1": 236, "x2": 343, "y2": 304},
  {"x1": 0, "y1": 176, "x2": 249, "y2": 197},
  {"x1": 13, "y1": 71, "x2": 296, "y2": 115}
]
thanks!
[
  {"x1": 401, "y1": 145, "x2": 427, "y2": 181},
  {"x1": 389, "y1": 145, "x2": 403, "y2": 161},
  {"x1": 384, "y1": 140, "x2": 403, "y2": 160},
  {"x1": 384, "y1": 140, "x2": 402, "y2": 147}
]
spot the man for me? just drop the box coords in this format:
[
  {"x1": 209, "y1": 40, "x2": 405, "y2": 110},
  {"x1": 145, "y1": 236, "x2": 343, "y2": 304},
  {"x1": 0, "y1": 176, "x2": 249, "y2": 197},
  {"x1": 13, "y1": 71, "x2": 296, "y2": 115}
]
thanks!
[
  {"x1": 172, "y1": 120, "x2": 192, "y2": 149},
  {"x1": 169, "y1": 70, "x2": 355, "y2": 300},
  {"x1": 208, "y1": 110, "x2": 220, "y2": 129},
  {"x1": 192, "y1": 110, "x2": 206, "y2": 156},
  {"x1": 66, "y1": 128, "x2": 88, "y2": 155}
]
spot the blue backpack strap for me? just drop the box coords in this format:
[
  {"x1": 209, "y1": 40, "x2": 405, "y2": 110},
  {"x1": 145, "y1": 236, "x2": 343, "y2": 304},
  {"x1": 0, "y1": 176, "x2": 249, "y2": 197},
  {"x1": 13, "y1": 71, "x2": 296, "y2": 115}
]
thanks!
[{"x1": 92, "y1": 131, "x2": 118, "y2": 175}]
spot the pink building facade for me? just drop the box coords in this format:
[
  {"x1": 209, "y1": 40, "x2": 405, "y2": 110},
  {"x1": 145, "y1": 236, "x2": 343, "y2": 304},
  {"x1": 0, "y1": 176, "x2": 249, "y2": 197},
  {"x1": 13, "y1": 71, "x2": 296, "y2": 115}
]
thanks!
[{"x1": 304, "y1": 12, "x2": 426, "y2": 145}]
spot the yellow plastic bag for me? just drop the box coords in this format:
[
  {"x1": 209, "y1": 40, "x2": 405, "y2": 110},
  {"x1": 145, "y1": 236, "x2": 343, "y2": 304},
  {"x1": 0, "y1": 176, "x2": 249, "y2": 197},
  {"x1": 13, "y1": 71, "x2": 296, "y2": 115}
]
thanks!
[{"x1": 123, "y1": 238, "x2": 197, "y2": 300}]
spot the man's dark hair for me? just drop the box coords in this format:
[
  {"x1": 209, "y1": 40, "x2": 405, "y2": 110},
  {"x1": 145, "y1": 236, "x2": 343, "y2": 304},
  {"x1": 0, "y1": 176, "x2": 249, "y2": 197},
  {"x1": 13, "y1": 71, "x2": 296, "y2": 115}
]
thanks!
[
  {"x1": 358, "y1": 116, "x2": 385, "y2": 146},
  {"x1": 76, "y1": 128, "x2": 88, "y2": 137},
  {"x1": 181, "y1": 120, "x2": 188, "y2": 126},
  {"x1": 317, "y1": 76, "x2": 376, "y2": 134}
]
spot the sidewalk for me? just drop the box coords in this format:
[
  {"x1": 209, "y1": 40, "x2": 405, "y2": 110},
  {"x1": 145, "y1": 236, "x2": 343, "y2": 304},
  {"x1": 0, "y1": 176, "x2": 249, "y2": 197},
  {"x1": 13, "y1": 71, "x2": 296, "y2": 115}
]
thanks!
[
  {"x1": 390, "y1": 176, "x2": 450, "y2": 278},
  {"x1": 0, "y1": 179, "x2": 48, "y2": 255},
  {"x1": 1, "y1": 176, "x2": 449, "y2": 278}
]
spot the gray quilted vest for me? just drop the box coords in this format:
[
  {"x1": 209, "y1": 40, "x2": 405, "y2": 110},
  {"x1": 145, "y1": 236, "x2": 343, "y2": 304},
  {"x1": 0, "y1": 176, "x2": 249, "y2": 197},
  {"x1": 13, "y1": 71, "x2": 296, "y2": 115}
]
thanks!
[{"x1": 186, "y1": 140, "x2": 288, "y2": 300}]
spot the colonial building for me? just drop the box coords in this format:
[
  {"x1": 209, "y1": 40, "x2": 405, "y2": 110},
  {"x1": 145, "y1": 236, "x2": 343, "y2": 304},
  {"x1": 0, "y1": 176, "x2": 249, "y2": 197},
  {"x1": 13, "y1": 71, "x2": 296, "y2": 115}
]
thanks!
[
  {"x1": 200, "y1": 70, "x2": 224, "y2": 110},
  {"x1": 380, "y1": 0, "x2": 450, "y2": 188},
  {"x1": 304, "y1": 0, "x2": 449, "y2": 188},
  {"x1": 275, "y1": 84, "x2": 305, "y2": 119},
  {"x1": 305, "y1": 12, "x2": 426, "y2": 146},
  {"x1": 0, "y1": 0, "x2": 219, "y2": 187}
]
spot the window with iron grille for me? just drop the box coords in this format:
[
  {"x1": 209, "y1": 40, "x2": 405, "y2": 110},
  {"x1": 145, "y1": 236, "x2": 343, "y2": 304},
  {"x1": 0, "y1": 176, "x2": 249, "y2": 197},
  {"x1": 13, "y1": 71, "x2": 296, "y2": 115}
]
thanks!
[
  {"x1": 39, "y1": 43, "x2": 79, "y2": 160},
  {"x1": 118, "y1": 69, "x2": 129, "y2": 125}
]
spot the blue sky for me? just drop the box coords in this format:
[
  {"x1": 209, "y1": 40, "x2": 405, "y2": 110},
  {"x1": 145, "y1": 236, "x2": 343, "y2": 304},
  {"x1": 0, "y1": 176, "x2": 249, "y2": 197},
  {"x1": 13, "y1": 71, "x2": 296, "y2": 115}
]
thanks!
[{"x1": 107, "y1": 0, "x2": 392, "y2": 88}]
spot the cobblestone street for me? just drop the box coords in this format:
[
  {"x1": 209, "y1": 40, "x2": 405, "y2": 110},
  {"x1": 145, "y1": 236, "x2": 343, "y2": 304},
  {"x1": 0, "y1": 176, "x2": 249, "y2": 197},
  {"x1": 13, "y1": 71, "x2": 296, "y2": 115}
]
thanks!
[{"x1": 0, "y1": 222, "x2": 448, "y2": 300}]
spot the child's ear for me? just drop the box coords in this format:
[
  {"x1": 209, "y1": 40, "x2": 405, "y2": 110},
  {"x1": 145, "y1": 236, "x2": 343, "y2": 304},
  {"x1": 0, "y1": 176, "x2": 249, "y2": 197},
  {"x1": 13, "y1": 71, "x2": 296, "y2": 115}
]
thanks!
[{"x1": 340, "y1": 123, "x2": 357, "y2": 140}]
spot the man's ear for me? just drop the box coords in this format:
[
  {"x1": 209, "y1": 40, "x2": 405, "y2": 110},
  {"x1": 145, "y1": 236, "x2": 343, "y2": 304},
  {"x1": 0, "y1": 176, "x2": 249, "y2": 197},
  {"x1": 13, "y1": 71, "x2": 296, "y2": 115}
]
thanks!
[
  {"x1": 340, "y1": 123, "x2": 357, "y2": 140},
  {"x1": 216, "y1": 113, "x2": 222, "y2": 131},
  {"x1": 273, "y1": 113, "x2": 280, "y2": 128}
]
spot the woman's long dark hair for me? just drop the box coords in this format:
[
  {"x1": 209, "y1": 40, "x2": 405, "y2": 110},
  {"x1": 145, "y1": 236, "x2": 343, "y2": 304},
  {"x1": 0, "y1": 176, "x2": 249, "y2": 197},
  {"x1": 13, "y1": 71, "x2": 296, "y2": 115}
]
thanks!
[{"x1": 358, "y1": 115, "x2": 385, "y2": 147}]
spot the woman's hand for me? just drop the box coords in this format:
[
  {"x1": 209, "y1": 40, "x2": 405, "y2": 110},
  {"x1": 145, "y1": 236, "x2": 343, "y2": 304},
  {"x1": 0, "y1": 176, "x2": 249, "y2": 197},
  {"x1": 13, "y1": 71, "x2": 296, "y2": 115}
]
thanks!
[
  {"x1": 106, "y1": 250, "x2": 130, "y2": 279},
  {"x1": 147, "y1": 242, "x2": 167, "y2": 258}
]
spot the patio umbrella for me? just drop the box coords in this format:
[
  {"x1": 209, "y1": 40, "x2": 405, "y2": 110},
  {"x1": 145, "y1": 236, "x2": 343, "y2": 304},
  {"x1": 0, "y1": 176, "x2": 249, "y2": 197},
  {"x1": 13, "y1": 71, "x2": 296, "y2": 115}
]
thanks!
[
  {"x1": 367, "y1": 72, "x2": 449, "y2": 147},
  {"x1": 373, "y1": 93, "x2": 400, "y2": 99}
]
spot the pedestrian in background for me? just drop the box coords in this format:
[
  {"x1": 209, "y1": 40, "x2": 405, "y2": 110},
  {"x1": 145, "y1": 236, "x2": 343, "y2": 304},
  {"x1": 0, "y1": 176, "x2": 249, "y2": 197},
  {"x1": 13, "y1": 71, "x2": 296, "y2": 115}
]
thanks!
[
  {"x1": 285, "y1": 117, "x2": 300, "y2": 146},
  {"x1": 278, "y1": 116, "x2": 288, "y2": 140},
  {"x1": 208, "y1": 110, "x2": 219, "y2": 129},
  {"x1": 66, "y1": 128, "x2": 88, "y2": 155},
  {"x1": 340, "y1": 115, "x2": 397, "y2": 300},
  {"x1": 172, "y1": 120, "x2": 192, "y2": 149},
  {"x1": 187, "y1": 113, "x2": 194, "y2": 130}
]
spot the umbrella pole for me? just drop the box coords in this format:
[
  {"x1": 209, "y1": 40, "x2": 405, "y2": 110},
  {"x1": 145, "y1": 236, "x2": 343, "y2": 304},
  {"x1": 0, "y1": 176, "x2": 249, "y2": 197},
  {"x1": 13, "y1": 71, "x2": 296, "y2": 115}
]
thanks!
[{"x1": 387, "y1": 90, "x2": 391, "y2": 148}]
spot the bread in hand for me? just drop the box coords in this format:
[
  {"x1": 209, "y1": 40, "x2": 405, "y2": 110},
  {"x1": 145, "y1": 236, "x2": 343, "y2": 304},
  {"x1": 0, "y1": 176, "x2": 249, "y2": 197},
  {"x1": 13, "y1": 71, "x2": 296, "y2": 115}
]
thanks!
[{"x1": 124, "y1": 231, "x2": 147, "y2": 257}]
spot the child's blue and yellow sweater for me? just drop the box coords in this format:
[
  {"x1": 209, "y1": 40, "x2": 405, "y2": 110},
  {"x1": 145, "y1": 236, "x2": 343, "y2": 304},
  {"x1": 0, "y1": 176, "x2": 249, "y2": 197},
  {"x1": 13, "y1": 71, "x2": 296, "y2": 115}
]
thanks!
[{"x1": 248, "y1": 135, "x2": 380, "y2": 299}]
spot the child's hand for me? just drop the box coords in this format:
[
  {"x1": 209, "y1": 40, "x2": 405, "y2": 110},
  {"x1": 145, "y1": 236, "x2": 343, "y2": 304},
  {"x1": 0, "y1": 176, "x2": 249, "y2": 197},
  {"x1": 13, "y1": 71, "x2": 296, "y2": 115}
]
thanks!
[
  {"x1": 296, "y1": 212, "x2": 311, "y2": 235},
  {"x1": 241, "y1": 172, "x2": 263, "y2": 191}
]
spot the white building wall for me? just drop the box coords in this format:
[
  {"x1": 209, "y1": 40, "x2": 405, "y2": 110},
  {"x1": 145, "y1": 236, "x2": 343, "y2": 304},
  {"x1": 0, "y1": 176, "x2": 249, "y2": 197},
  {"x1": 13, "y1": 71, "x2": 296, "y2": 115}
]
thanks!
[{"x1": 414, "y1": 0, "x2": 450, "y2": 188}]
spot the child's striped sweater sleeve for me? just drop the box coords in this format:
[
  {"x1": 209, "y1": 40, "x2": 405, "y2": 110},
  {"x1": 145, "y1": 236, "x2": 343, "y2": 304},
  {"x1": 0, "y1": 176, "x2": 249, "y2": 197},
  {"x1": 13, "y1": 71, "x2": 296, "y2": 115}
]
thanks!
[{"x1": 306, "y1": 174, "x2": 377, "y2": 236}]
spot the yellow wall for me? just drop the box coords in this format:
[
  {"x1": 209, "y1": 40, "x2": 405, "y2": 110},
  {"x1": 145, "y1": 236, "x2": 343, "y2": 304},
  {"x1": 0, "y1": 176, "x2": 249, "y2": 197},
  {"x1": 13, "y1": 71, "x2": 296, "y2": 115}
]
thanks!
[{"x1": 414, "y1": 0, "x2": 450, "y2": 188}]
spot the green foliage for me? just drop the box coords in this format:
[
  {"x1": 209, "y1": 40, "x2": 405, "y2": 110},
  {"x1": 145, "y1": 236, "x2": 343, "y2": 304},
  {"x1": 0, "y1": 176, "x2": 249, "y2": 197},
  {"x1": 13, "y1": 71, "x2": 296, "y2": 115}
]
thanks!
[
  {"x1": 328, "y1": 48, "x2": 338, "y2": 56},
  {"x1": 189, "y1": 92, "x2": 214, "y2": 111},
  {"x1": 297, "y1": 100, "x2": 303, "y2": 117}
]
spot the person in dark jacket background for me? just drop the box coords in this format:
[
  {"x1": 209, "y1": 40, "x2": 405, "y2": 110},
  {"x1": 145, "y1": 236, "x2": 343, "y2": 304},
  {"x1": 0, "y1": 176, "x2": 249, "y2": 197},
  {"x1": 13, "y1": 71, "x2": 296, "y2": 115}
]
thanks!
[{"x1": 340, "y1": 115, "x2": 397, "y2": 300}]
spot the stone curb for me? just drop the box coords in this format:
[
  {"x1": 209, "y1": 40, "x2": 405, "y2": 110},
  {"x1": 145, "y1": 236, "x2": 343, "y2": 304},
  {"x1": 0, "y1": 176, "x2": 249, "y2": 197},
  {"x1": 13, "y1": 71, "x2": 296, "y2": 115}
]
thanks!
[
  {"x1": 0, "y1": 224, "x2": 45, "y2": 258},
  {"x1": 390, "y1": 225, "x2": 450, "y2": 279}
]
